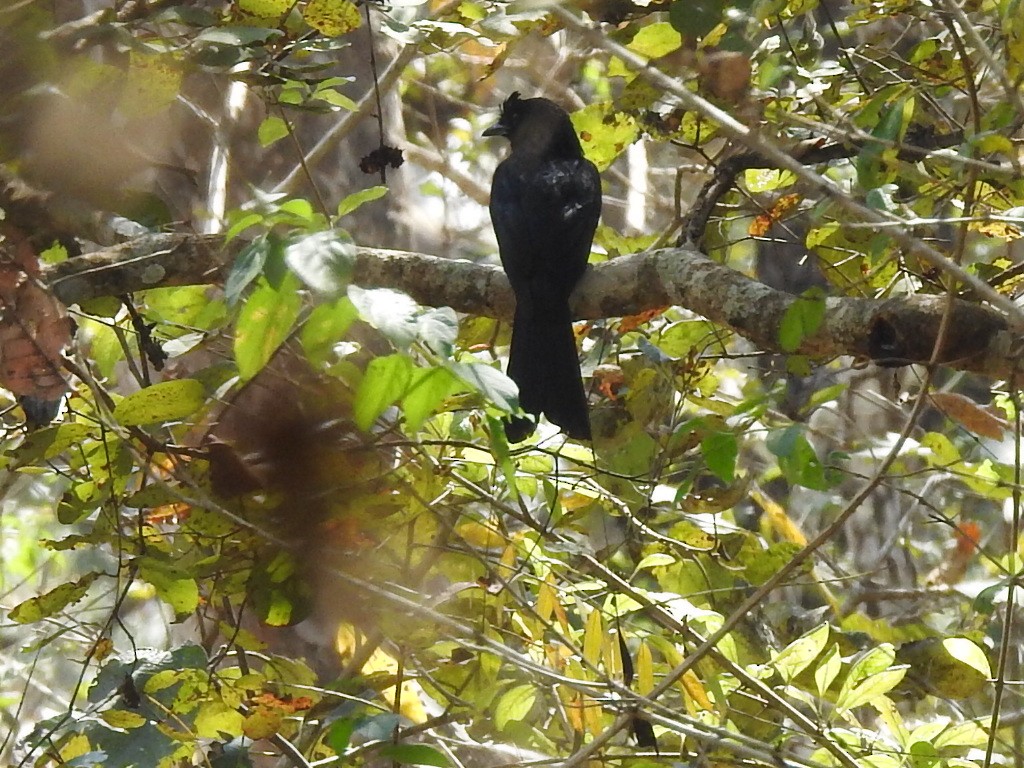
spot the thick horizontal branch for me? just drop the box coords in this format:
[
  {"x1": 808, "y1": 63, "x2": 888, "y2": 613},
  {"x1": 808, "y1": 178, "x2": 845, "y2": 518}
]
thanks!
[{"x1": 41, "y1": 233, "x2": 1024, "y2": 381}]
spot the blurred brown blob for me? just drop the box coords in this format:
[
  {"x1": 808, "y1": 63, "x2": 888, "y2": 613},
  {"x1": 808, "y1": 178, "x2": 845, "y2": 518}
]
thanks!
[
  {"x1": 203, "y1": 343, "x2": 392, "y2": 541},
  {"x1": 197, "y1": 340, "x2": 406, "y2": 645},
  {"x1": 698, "y1": 51, "x2": 752, "y2": 103}
]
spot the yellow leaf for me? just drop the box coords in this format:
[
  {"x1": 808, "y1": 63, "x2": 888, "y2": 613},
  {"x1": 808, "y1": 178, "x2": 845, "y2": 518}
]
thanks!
[
  {"x1": 582, "y1": 694, "x2": 604, "y2": 738},
  {"x1": 637, "y1": 642, "x2": 655, "y2": 695},
  {"x1": 583, "y1": 609, "x2": 604, "y2": 668},
  {"x1": 455, "y1": 519, "x2": 505, "y2": 549},
  {"x1": 305, "y1": 0, "x2": 362, "y2": 35},
  {"x1": 751, "y1": 486, "x2": 807, "y2": 546},
  {"x1": 122, "y1": 51, "x2": 182, "y2": 117},
  {"x1": 680, "y1": 670, "x2": 714, "y2": 711},
  {"x1": 499, "y1": 543, "x2": 517, "y2": 571},
  {"x1": 239, "y1": 0, "x2": 290, "y2": 16},
  {"x1": 536, "y1": 576, "x2": 556, "y2": 621},
  {"x1": 243, "y1": 706, "x2": 282, "y2": 740},
  {"x1": 602, "y1": 632, "x2": 623, "y2": 680},
  {"x1": 101, "y1": 709, "x2": 147, "y2": 729}
]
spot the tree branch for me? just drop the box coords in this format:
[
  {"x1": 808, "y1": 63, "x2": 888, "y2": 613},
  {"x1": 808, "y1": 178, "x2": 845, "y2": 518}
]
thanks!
[{"x1": 40, "y1": 233, "x2": 1023, "y2": 381}]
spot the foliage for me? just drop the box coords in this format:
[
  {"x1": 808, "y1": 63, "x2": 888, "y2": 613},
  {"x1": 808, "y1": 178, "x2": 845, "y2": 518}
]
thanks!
[{"x1": 1, "y1": 0, "x2": 1023, "y2": 766}]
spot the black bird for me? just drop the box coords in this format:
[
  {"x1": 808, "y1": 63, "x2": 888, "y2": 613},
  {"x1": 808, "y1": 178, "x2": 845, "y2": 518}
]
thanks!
[{"x1": 484, "y1": 92, "x2": 601, "y2": 442}]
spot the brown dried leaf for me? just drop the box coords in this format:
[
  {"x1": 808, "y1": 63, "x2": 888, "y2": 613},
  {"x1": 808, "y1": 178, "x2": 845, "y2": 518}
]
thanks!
[
  {"x1": 929, "y1": 392, "x2": 1007, "y2": 440},
  {"x1": 0, "y1": 242, "x2": 72, "y2": 408}
]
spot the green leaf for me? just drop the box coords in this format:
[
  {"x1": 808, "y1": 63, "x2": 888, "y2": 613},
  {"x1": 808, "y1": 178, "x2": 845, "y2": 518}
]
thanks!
[
  {"x1": 701, "y1": 430, "x2": 737, "y2": 483},
  {"x1": 136, "y1": 557, "x2": 200, "y2": 617},
  {"x1": 494, "y1": 684, "x2": 537, "y2": 730},
  {"x1": 669, "y1": 0, "x2": 722, "y2": 40},
  {"x1": 778, "y1": 288, "x2": 826, "y2": 352},
  {"x1": 328, "y1": 717, "x2": 357, "y2": 757},
  {"x1": 486, "y1": 414, "x2": 519, "y2": 500},
  {"x1": 284, "y1": 230, "x2": 356, "y2": 295},
  {"x1": 814, "y1": 643, "x2": 842, "y2": 697},
  {"x1": 257, "y1": 115, "x2": 289, "y2": 146},
  {"x1": 739, "y1": 540, "x2": 804, "y2": 585},
  {"x1": 943, "y1": 637, "x2": 991, "y2": 678},
  {"x1": 248, "y1": 553, "x2": 309, "y2": 626},
  {"x1": 933, "y1": 721, "x2": 990, "y2": 749},
  {"x1": 909, "y1": 741, "x2": 939, "y2": 768},
  {"x1": 348, "y1": 286, "x2": 419, "y2": 346},
  {"x1": 196, "y1": 26, "x2": 284, "y2": 46},
  {"x1": 300, "y1": 297, "x2": 358, "y2": 364},
  {"x1": 416, "y1": 307, "x2": 459, "y2": 354},
  {"x1": 402, "y1": 366, "x2": 464, "y2": 430},
  {"x1": 628, "y1": 22, "x2": 682, "y2": 59},
  {"x1": 225, "y1": 237, "x2": 270, "y2": 302},
  {"x1": 338, "y1": 185, "x2": 388, "y2": 217},
  {"x1": 225, "y1": 212, "x2": 265, "y2": 243},
  {"x1": 571, "y1": 103, "x2": 639, "y2": 171},
  {"x1": 920, "y1": 431, "x2": 961, "y2": 465},
  {"x1": 40, "y1": 242, "x2": 69, "y2": 264},
  {"x1": 194, "y1": 701, "x2": 245, "y2": 738},
  {"x1": 856, "y1": 97, "x2": 913, "y2": 189},
  {"x1": 771, "y1": 623, "x2": 829, "y2": 683},
  {"x1": 836, "y1": 667, "x2": 907, "y2": 712},
  {"x1": 583, "y1": 608, "x2": 604, "y2": 667},
  {"x1": 848, "y1": 644, "x2": 897, "y2": 682},
  {"x1": 113, "y1": 379, "x2": 206, "y2": 426},
  {"x1": 9, "y1": 573, "x2": 99, "y2": 623},
  {"x1": 234, "y1": 274, "x2": 303, "y2": 381},
  {"x1": 315, "y1": 87, "x2": 359, "y2": 111},
  {"x1": 100, "y1": 709, "x2": 148, "y2": 729},
  {"x1": 744, "y1": 168, "x2": 797, "y2": 192},
  {"x1": 767, "y1": 425, "x2": 832, "y2": 490},
  {"x1": 278, "y1": 198, "x2": 315, "y2": 222},
  {"x1": 450, "y1": 362, "x2": 519, "y2": 412},
  {"x1": 973, "y1": 580, "x2": 1004, "y2": 614},
  {"x1": 354, "y1": 354, "x2": 414, "y2": 430},
  {"x1": 377, "y1": 743, "x2": 450, "y2": 767},
  {"x1": 16, "y1": 423, "x2": 95, "y2": 462}
]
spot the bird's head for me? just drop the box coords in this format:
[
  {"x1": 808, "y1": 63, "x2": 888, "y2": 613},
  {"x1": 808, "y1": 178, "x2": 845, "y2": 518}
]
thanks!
[{"x1": 483, "y1": 92, "x2": 583, "y2": 158}]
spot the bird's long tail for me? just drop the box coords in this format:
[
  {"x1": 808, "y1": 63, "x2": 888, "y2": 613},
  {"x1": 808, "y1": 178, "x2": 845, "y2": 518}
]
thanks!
[{"x1": 507, "y1": 305, "x2": 590, "y2": 441}]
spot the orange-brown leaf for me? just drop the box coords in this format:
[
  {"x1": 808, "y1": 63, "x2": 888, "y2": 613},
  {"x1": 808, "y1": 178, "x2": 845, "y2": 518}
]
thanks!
[
  {"x1": 750, "y1": 193, "x2": 801, "y2": 237},
  {"x1": 0, "y1": 246, "x2": 72, "y2": 404},
  {"x1": 929, "y1": 392, "x2": 1007, "y2": 440},
  {"x1": 619, "y1": 307, "x2": 666, "y2": 334}
]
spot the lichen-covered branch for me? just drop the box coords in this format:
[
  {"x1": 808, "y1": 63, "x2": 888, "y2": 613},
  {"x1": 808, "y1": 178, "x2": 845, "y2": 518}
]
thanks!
[{"x1": 40, "y1": 232, "x2": 1024, "y2": 382}]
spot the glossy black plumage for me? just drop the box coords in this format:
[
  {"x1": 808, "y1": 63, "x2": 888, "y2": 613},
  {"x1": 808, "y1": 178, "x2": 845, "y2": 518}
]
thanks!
[{"x1": 484, "y1": 93, "x2": 600, "y2": 441}]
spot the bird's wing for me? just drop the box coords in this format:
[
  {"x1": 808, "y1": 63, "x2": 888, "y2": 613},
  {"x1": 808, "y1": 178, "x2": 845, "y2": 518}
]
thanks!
[{"x1": 490, "y1": 156, "x2": 601, "y2": 313}]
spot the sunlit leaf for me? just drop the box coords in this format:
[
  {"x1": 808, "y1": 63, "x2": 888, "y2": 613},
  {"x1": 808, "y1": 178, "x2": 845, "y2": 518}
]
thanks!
[
  {"x1": 305, "y1": 0, "x2": 362, "y2": 35},
  {"x1": 836, "y1": 667, "x2": 907, "y2": 712},
  {"x1": 284, "y1": 230, "x2": 356, "y2": 295},
  {"x1": 113, "y1": 379, "x2": 206, "y2": 426},
  {"x1": 772, "y1": 623, "x2": 829, "y2": 683},
  {"x1": 234, "y1": 275, "x2": 303, "y2": 380},
  {"x1": 778, "y1": 287, "x2": 826, "y2": 352},
  {"x1": 583, "y1": 609, "x2": 604, "y2": 669},
  {"x1": 815, "y1": 643, "x2": 843, "y2": 698},
  {"x1": 354, "y1": 353, "x2": 414, "y2": 430},
  {"x1": 258, "y1": 115, "x2": 289, "y2": 146},
  {"x1": 337, "y1": 185, "x2": 388, "y2": 217},
  {"x1": 494, "y1": 684, "x2": 536, "y2": 730},
  {"x1": 9, "y1": 573, "x2": 99, "y2": 623}
]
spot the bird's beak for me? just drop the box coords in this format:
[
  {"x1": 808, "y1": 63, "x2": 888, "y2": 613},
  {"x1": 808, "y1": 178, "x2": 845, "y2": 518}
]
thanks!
[{"x1": 483, "y1": 120, "x2": 508, "y2": 138}]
